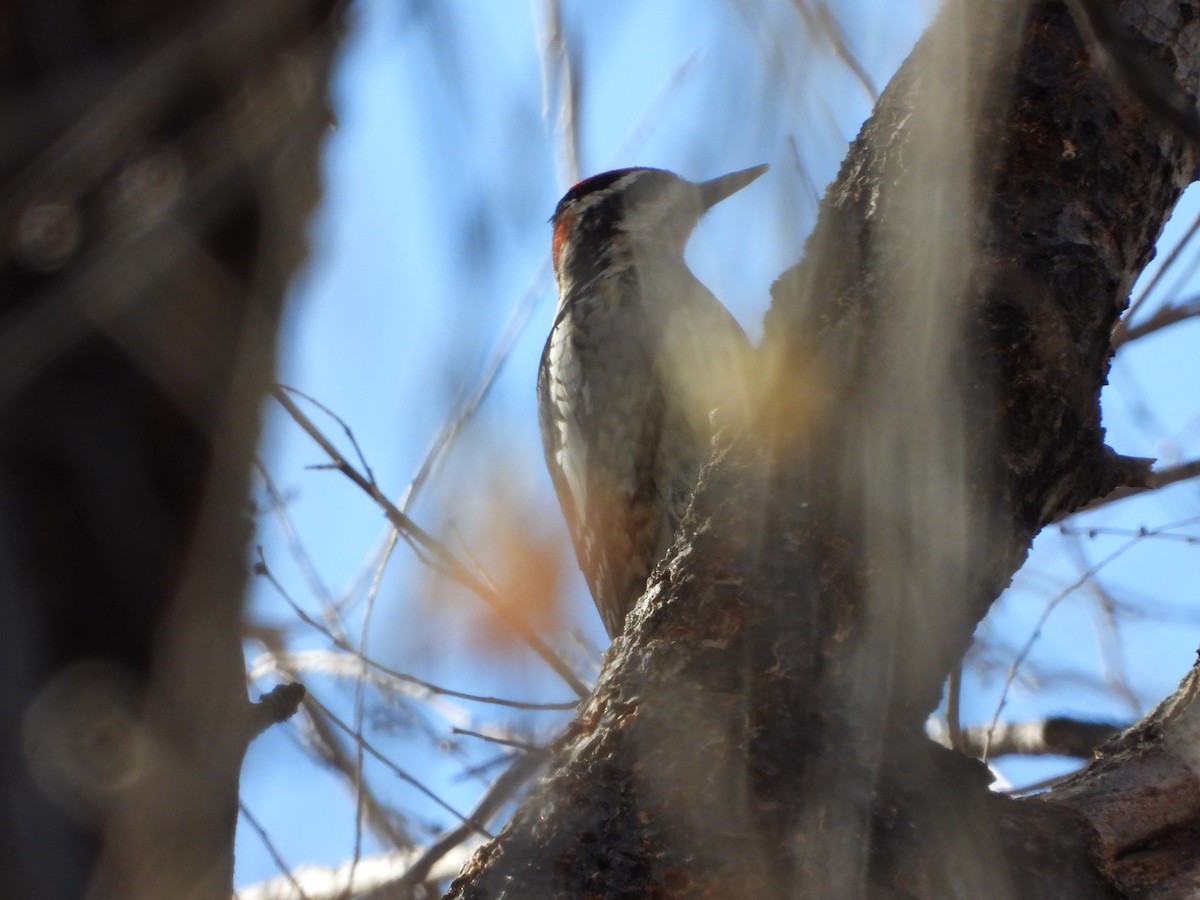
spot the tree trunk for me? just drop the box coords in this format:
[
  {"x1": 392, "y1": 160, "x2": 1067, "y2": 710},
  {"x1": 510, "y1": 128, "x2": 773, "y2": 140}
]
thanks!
[
  {"x1": 0, "y1": 1, "x2": 339, "y2": 896},
  {"x1": 447, "y1": 1, "x2": 1200, "y2": 896}
]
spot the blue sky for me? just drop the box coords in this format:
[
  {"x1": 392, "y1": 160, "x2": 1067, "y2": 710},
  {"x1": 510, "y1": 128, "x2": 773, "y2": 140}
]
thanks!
[{"x1": 235, "y1": 0, "x2": 1200, "y2": 889}]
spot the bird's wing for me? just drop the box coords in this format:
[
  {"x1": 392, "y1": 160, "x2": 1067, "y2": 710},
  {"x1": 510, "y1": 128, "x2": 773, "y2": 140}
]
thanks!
[
  {"x1": 538, "y1": 313, "x2": 666, "y2": 637},
  {"x1": 659, "y1": 285, "x2": 754, "y2": 432}
]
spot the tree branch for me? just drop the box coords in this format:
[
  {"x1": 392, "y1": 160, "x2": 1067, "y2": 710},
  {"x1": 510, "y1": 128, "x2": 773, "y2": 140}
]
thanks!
[
  {"x1": 0, "y1": 1, "x2": 342, "y2": 896},
  {"x1": 446, "y1": 1, "x2": 1200, "y2": 896}
]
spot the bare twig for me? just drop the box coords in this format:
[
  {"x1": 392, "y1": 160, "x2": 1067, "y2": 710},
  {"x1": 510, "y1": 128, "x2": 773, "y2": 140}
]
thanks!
[
  {"x1": 786, "y1": 133, "x2": 822, "y2": 212},
  {"x1": 983, "y1": 535, "x2": 1143, "y2": 761},
  {"x1": 946, "y1": 662, "x2": 964, "y2": 753},
  {"x1": 247, "y1": 682, "x2": 307, "y2": 739},
  {"x1": 1064, "y1": 535, "x2": 1141, "y2": 717},
  {"x1": 1114, "y1": 294, "x2": 1200, "y2": 347},
  {"x1": 239, "y1": 802, "x2": 312, "y2": 900},
  {"x1": 270, "y1": 385, "x2": 590, "y2": 697},
  {"x1": 254, "y1": 461, "x2": 335, "y2": 605},
  {"x1": 1057, "y1": 458, "x2": 1200, "y2": 519},
  {"x1": 1059, "y1": 521, "x2": 1200, "y2": 544},
  {"x1": 1116, "y1": 214, "x2": 1200, "y2": 337},
  {"x1": 277, "y1": 385, "x2": 379, "y2": 488},
  {"x1": 255, "y1": 638, "x2": 414, "y2": 850},
  {"x1": 539, "y1": 0, "x2": 580, "y2": 186},
  {"x1": 788, "y1": 0, "x2": 878, "y2": 103},
  {"x1": 305, "y1": 694, "x2": 493, "y2": 839},
  {"x1": 364, "y1": 750, "x2": 549, "y2": 898},
  {"x1": 350, "y1": 526, "x2": 400, "y2": 887},
  {"x1": 253, "y1": 556, "x2": 578, "y2": 710},
  {"x1": 610, "y1": 53, "x2": 700, "y2": 166},
  {"x1": 452, "y1": 727, "x2": 543, "y2": 754},
  {"x1": 984, "y1": 514, "x2": 1200, "y2": 761},
  {"x1": 397, "y1": 272, "x2": 549, "y2": 512}
]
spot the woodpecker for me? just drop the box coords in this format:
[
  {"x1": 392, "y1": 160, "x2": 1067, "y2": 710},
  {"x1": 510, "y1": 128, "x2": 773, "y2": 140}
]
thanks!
[{"x1": 537, "y1": 165, "x2": 766, "y2": 638}]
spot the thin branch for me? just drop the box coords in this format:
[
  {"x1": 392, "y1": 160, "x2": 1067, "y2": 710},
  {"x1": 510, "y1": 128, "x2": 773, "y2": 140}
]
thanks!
[
  {"x1": 253, "y1": 644, "x2": 513, "y2": 824},
  {"x1": 985, "y1": 514, "x2": 1200, "y2": 761},
  {"x1": 397, "y1": 271, "x2": 548, "y2": 512},
  {"x1": 1115, "y1": 211, "x2": 1200, "y2": 340},
  {"x1": 1113, "y1": 294, "x2": 1200, "y2": 347},
  {"x1": 946, "y1": 662, "x2": 964, "y2": 753},
  {"x1": 277, "y1": 384, "x2": 379, "y2": 489},
  {"x1": 254, "y1": 460, "x2": 335, "y2": 602},
  {"x1": 1059, "y1": 522, "x2": 1200, "y2": 544},
  {"x1": 983, "y1": 533, "x2": 1145, "y2": 762},
  {"x1": 454, "y1": 752, "x2": 520, "y2": 782},
  {"x1": 239, "y1": 802, "x2": 312, "y2": 900},
  {"x1": 788, "y1": 0, "x2": 878, "y2": 103},
  {"x1": 296, "y1": 699, "x2": 414, "y2": 851},
  {"x1": 253, "y1": 549, "x2": 348, "y2": 641},
  {"x1": 365, "y1": 750, "x2": 549, "y2": 899},
  {"x1": 610, "y1": 53, "x2": 699, "y2": 165},
  {"x1": 1058, "y1": 457, "x2": 1200, "y2": 518},
  {"x1": 452, "y1": 727, "x2": 543, "y2": 754},
  {"x1": 256, "y1": 638, "x2": 414, "y2": 851},
  {"x1": 539, "y1": 0, "x2": 580, "y2": 186},
  {"x1": 252, "y1": 556, "x2": 577, "y2": 710},
  {"x1": 786, "y1": 132, "x2": 822, "y2": 212},
  {"x1": 255, "y1": 466, "x2": 384, "y2": 657},
  {"x1": 305, "y1": 694, "x2": 493, "y2": 840},
  {"x1": 246, "y1": 682, "x2": 307, "y2": 739},
  {"x1": 270, "y1": 385, "x2": 590, "y2": 698},
  {"x1": 1065, "y1": 535, "x2": 1141, "y2": 717},
  {"x1": 350, "y1": 526, "x2": 399, "y2": 888}
]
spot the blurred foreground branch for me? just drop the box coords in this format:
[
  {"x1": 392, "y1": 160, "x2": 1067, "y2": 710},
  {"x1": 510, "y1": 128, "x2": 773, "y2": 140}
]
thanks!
[{"x1": 0, "y1": 0, "x2": 341, "y2": 897}]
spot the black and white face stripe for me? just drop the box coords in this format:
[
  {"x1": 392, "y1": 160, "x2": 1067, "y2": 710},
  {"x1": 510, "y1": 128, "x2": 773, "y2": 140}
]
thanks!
[
  {"x1": 551, "y1": 168, "x2": 693, "y2": 291},
  {"x1": 551, "y1": 168, "x2": 650, "y2": 223}
]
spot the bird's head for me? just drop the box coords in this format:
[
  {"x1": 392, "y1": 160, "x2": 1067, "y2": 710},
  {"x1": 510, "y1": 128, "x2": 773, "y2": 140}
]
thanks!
[{"x1": 550, "y1": 165, "x2": 768, "y2": 284}]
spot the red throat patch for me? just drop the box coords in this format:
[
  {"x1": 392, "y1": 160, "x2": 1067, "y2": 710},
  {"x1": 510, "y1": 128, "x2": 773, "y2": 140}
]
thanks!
[{"x1": 552, "y1": 210, "x2": 576, "y2": 271}]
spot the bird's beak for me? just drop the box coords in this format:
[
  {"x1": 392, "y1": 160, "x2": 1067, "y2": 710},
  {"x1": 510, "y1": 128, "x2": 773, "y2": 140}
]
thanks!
[{"x1": 698, "y1": 164, "x2": 769, "y2": 210}]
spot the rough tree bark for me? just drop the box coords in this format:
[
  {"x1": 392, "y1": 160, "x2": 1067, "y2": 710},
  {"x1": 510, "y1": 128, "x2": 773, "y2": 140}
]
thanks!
[
  {"x1": 447, "y1": 1, "x2": 1200, "y2": 898},
  {"x1": 0, "y1": 1, "x2": 339, "y2": 897}
]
